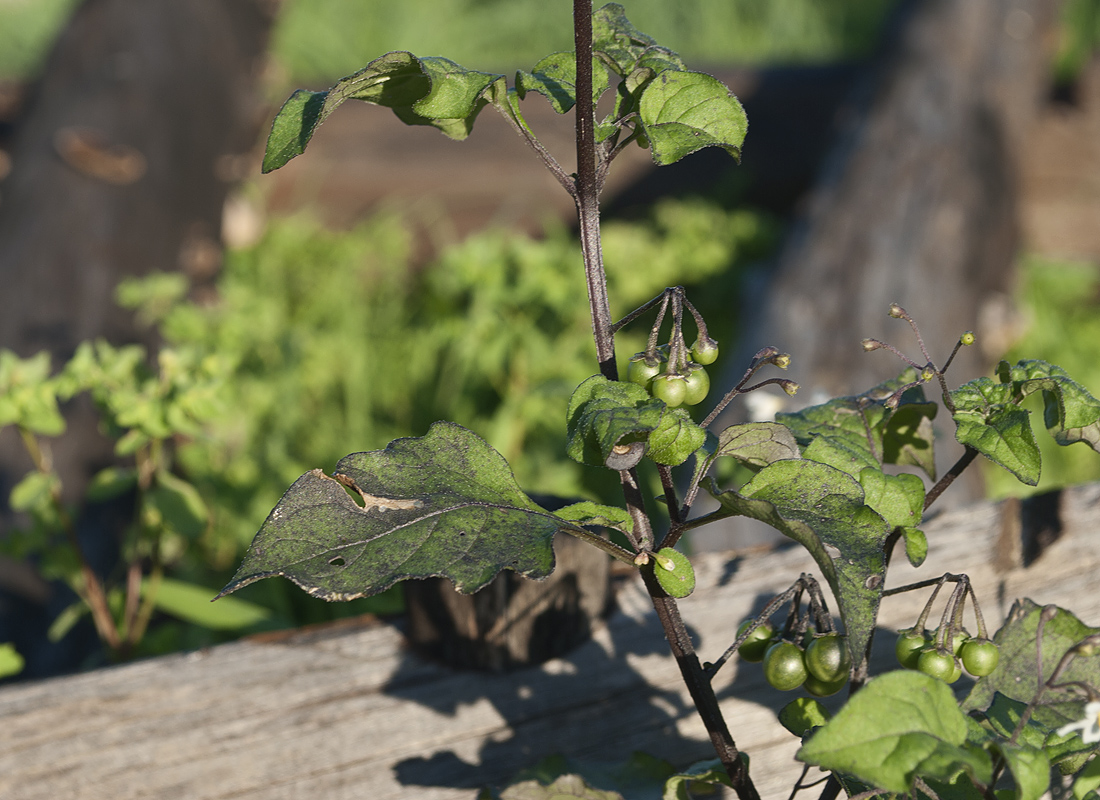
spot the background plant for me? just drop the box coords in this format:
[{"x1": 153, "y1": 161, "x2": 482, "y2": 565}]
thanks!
[{"x1": 214, "y1": 3, "x2": 1100, "y2": 799}]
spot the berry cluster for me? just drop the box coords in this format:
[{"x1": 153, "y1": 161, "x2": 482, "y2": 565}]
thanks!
[
  {"x1": 626, "y1": 337, "x2": 717, "y2": 409},
  {"x1": 887, "y1": 573, "x2": 999, "y2": 683}
]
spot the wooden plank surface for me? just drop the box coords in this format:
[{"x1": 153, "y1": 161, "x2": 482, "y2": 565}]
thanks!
[{"x1": 2, "y1": 484, "x2": 1099, "y2": 800}]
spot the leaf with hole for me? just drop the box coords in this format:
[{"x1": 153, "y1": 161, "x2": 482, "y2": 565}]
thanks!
[{"x1": 218, "y1": 422, "x2": 580, "y2": 601}]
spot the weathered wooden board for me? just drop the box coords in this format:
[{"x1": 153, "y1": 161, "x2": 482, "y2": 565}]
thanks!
[{"x1": 2, "y1": 483, "x2": 1099, "y2": 800}]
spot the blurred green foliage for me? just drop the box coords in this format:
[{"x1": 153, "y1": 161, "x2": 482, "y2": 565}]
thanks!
[
  {"x1": 0, "y1": 0, "x2": 78, "y2": 79},
  {"x1": 113, "y1": 199, "x2": 774, "y2": 623},
  {"x1": 984, "y1": 256, "x2": 1100, "y2": 498},
  {"x1": 271, "y1": 0, "x2": 894, "y2": 82}
]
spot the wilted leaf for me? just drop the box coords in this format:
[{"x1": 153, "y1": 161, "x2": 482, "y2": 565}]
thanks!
[
  {"x1": 963, "y1": 600, "x2": 1100, "y2": 735},
  {"x1": 997, "y1": 359, "x2": 1100, "y2": 451},
  {"x1": 798, "y1": 670, "x2": 992, "y2": 794},
  {"x1": 219, "y1": 423, "x2": 579, "y2": 601},
  {"x1": 262, "y1": 52, "x2": 506, "y2": 172}
]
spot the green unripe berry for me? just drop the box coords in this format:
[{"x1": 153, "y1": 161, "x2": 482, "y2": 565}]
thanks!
[
  {"x1": 896, "y1": 629, "x2": 928, "y2": 669},
  {"x1": 690, "y1": 337, "x2": 719, "y2": 366},
  {"x1": 627, "y1": 353, "x2": 663, "y2": 388},
  {"x1": 682, "y1": 364, "x2": 710, "y2": 406},
  {"x1": 736, "y1": 619, "x2": 775, "y2": 663},
  {"x1": 651, "y1": 374, "x2": 687, "y2": 408},
  {"x1": 763, "y1": 641, "x2": 807, "y2": 691},
  {"x1": 960, "y1": 331, "x2": 975, "y2": 346}
]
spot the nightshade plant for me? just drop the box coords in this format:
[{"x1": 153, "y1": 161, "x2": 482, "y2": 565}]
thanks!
[{"x1": 218, "y1": 3, "x2": 1100, "y2": 798}]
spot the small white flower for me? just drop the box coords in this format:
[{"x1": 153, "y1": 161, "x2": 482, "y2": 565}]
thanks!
[{"x1": 1057, "y1": 701, "x2": 1100, "y2": 744}]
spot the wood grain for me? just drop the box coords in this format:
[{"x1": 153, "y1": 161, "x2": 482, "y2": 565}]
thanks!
[{"x1": 2, "y1": 484, "x2": 1099, "y2": 800}]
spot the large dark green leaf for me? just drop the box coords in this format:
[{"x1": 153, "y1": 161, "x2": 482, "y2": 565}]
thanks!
[
  {"x1": 963, "y1": 600, "x2": 1100, "y2": 737},
  {"x1": 996, "y1": 359, "x2": 1100, "y2": 450},
  {"x1": 798, "y1": 670, "x2": 992, "y2": 794},
  {"x1": 951, "y1": 378, "x2": 1041, "y2": 485},
  {"x1": 218, "y1": 423, "x2": 573, "y2": 601},
  {"x1": 778, "y1": 370, "x2": 937, "y2": 480},
  {"x1": 262, "y1": 52, "x2": 506, "y2": 172},
  {"x1": 707, "y1": 459, "x2": 892, "y2": 663}
]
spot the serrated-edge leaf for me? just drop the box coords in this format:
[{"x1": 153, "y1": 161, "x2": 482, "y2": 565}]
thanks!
[{"x1": 219, "y1": 423, "x2": 574, "y2": 601}]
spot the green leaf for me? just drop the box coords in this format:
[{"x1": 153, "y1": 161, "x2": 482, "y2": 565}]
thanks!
[
  {"x1": 653, "y1": 547, "x2": 695, "y2": 598},
  {"x1": 646, "y1": 407, "x2": 706, "y2": 466},
  {"x1": 219, "y1": 422, "x2": 569, "y2": 601},
  {"x1": 858, "y1": 469, "x2": 924, "y2": 531},
  {"x1": 779, "y1": 370, "x2": 937, "y2": 479},
  {"x1": 85, "y1": 466, "x2": 137, "y2": 502},
  {"x1": 591, "y1": 2, "x2": 661, "y2": 76},
  {"x1": 0, "y1": 642, "x2": 24, "y2": 679},
  {"x1": 951, "y1": 378, "x2": 1041, "y2": 485},
  {"x1": 484, "y1": 751, "x2": 676, "y2": 800},
  {"x1": 997, "y1": 359, "x2": 1100, "y2": 451},
  {"x1": 148, "y1": 577, "x2": 271, "y2": 631},
  {"x1": 779, "y1": 697, "x2": 832, "y2": 737},
  {"x1": 636, "y1": 70, "x2": 747, "y2": 165},
  {"x1": 707, "y1": 459, "x2": 892, "y2": 664},
  {"x1": 998, "y1": 742, "x2": 1051, "y2": 800},
  {"x1": 496, "y1": 774, "x2": 623, "y2": 800},
  {"x1": 553, "y1": 501, "x2": 633, "y2": 534},
  {"x1": 262, "y1": 52, "x2": 505, "y2": 172},
  {"x1": 566, "y1": 375, "x2": 665, "y2": 470},
  {"x1": 712, "y1": 421, "x2": 800, "y2": 469},
  {"x1": 798, "y1": 670, "x2": 993, "y2": 794},
  {"x1": 963, "y1": 600, "x2": 1100, "y2": 736},
  {"x1": 902, "y1": 526, "x2": 928, "y2": 568},
  {"x1": 516, "y1": 52, "x2": 610, "y2": 114},
  {"x1": 662, "y1": 758, "x2": 734, "y2": 800},
  {"x1": 9, "y1": 470, "x2": 59, "y2": 514},
  {"x1": 1072, "y1": 755, "x2": 1100, "y2": 800},
  {"x1": 145, "y1": 470, "x2": 209, "y2": 539}
]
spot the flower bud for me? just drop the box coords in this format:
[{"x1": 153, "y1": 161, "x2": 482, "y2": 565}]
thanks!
[
  {"x1": 888, "y1": 303, "x2": 905, "y2": 319},
  {"x1": 862, "y1": 338, "x2": 882, "y2": 352},
  {"x1": 773, "y1": 353, "x2": 791, "y2": 369},
  {"x1": 920, "y1": 366, "x2": 936, "y2": 382},
  {"x1": 781, "y1": 380, "x2": 800, "y2": 397},
  {"x1": 633, "y1": 552, "x2": 650, "y2": 567}
]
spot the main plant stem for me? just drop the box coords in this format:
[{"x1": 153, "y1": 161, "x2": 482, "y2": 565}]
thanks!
[{"x1": 571, "y1": 3, "x2": 757, "y2": 798}]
